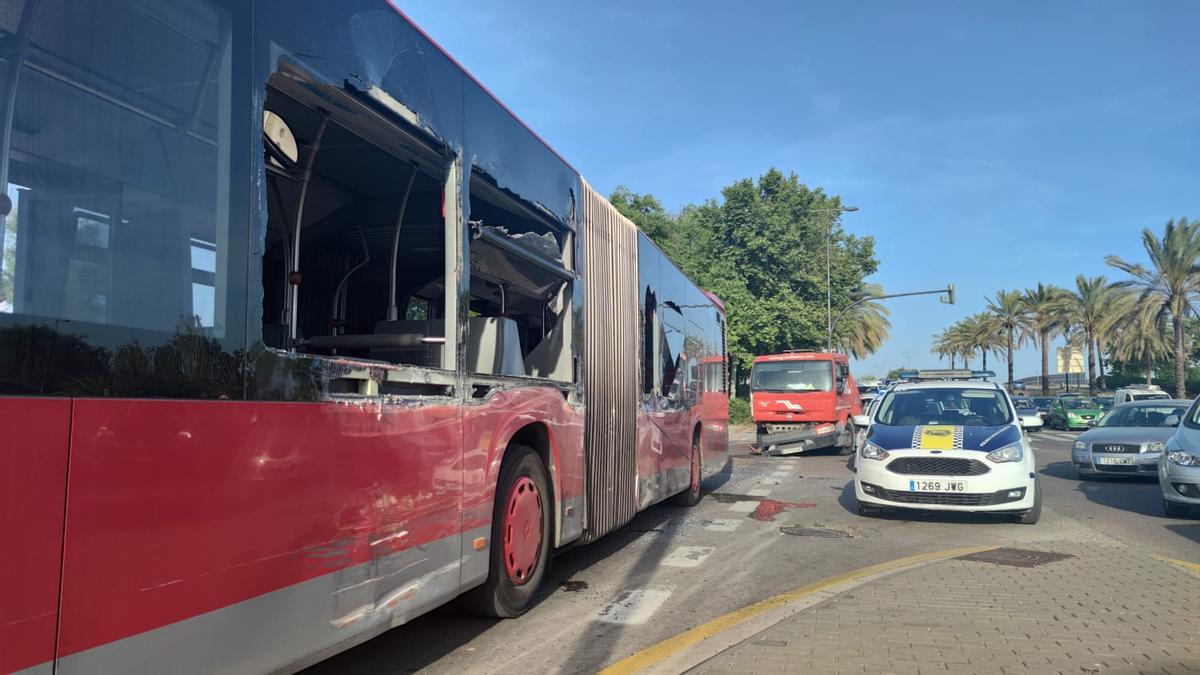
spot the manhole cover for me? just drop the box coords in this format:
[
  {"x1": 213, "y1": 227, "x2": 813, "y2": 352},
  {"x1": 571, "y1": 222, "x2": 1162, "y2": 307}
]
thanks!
[
  {"x1": 779, "y1": 526, "x2": 851, "y2": 538},
  {"x1": 957, "y1": 548, "x2": 1074, "y2": 568}
]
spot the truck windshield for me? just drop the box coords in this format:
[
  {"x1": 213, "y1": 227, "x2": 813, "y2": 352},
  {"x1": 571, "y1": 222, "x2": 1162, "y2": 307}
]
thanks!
[{"x1": 751, "y1": 361, "x2": 833, "y2": 392}]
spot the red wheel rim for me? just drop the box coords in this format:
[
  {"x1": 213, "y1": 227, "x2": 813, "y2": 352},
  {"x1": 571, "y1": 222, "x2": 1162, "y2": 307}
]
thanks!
[{"x1": 502, "y1": 476, "x2": 543, "y2": 586}]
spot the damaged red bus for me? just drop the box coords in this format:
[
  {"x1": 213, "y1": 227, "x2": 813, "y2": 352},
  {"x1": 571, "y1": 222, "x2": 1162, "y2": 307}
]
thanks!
[{"x1": 0, "y1": 2, "x2": 728, "y2": 672}]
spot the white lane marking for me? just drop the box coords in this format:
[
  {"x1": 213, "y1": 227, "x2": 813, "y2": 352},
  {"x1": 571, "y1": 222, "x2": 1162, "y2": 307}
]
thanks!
[
  {"x1": 596, "y1": 589, "x2": 672, "y2": 624},
  {"x1": 661, "y1": 546, "x2": 715, "y2": 568},
  {"x1": 706, "y1": 518, "x2": 743, "y2": 532},
  {"x1": 747, "y1": 488, "x2": 772, "y2": 497},
  {"x1": 729, "y1": 500, "x2": 758, "y2": 513},
  {"x1": 771, "y1": 470, "x2": 791, "y2": 478}
]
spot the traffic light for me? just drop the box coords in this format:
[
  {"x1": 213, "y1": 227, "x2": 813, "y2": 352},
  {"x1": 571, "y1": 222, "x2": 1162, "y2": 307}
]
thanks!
[{"x1": 941, "y1": 283, "x2": 956, "y2": 305}]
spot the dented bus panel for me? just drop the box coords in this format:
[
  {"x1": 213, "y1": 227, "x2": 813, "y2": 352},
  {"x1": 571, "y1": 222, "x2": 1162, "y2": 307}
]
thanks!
[{"x1": 0, "y1": 1, "x2": 725, "y2": 672}]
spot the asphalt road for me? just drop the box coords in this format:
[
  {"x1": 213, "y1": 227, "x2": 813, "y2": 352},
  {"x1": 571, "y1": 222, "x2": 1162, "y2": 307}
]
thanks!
[{"x1": 305, "y1": 427, "x2": 1200, "y2": 675}]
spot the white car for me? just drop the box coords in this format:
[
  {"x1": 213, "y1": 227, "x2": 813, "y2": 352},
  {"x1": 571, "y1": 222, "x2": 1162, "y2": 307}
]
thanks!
[
  {"x1": 853, "y1": 380, "x2": 1043, "y2": 524},
  {"x1": 1113, "y1": 385, "x2": 1171, "y2": 406}
]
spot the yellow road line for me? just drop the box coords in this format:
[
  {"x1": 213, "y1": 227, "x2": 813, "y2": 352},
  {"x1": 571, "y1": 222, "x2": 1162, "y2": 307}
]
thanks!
[
  {"x1": 1153, "y1": 555, "x2": 1200, "y2": 575},
  {"x1": 599, "y1": 544, "x2": 998, "y2": 674}
]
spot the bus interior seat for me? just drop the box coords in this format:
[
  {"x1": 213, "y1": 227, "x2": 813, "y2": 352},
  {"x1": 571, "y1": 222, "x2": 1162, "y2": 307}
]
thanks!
[
  {"x1": 371, "y1": 319, "x2": 443, "y2": 367},
  {"x1": 524, "y1": 322, "x2": 566, "y2": 379},
  {"x1": 468, "y1": 317, "x2": 525, "y2": 377}
]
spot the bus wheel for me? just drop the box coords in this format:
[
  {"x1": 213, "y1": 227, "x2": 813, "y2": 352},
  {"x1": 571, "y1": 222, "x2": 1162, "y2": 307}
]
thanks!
[
  {"x1": 461, "y1": 445, "x2": 551, "y2": 618},
  {"x1": 671, "y1": 432, "x2": 703, "y2": 506}
]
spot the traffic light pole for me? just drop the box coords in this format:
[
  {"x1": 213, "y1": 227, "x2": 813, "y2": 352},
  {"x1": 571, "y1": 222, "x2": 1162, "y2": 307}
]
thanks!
[{"x1": 828, "y1": 284, "x2": 955, "y2": 352}]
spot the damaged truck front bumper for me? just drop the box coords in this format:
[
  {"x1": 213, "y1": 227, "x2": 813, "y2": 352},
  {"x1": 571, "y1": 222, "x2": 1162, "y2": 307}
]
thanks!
[{"x1": 755, "y1": 423, "x2": 838, "y2": 456}]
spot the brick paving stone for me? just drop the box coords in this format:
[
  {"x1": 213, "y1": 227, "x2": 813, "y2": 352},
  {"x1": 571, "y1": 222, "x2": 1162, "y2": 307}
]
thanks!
[{"x1": 689, "y1": 543, "x2": 1200, "y2": 674}]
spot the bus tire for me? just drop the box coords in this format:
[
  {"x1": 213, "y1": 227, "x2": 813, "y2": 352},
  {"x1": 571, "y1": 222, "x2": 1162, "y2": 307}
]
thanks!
[
  {"x1": 460, "y1": 445, "x2": 551, "y2": 618},
  {"x1": 670, "y1": 430, "x2": 703, "y2": 507}
]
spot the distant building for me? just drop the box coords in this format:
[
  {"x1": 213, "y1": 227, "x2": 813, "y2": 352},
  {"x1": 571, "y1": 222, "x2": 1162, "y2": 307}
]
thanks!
[{"x1": 1056, "y1": 346, "x2": 1084, "y2": 374}]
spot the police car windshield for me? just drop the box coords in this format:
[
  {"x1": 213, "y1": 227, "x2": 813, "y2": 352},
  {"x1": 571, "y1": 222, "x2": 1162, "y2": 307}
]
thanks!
[
  {"x1": 751, "y1": 361, "x2": 833, "y2": 392},
  {"x1": 875, "y1": 388, "x2": 1012, "y2": 427},
  {"x1": 1098, "y1": 404, "x2": 1187, "y2": 428}
]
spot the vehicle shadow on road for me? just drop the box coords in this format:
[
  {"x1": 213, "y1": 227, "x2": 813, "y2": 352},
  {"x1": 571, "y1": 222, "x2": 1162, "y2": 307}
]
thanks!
[
  {"x1": 1040, "y1": 460, "x2": 1171, "y2": 517},
  {"x1": 304, "y1": 467, "x2": 734, "y2": 674}
]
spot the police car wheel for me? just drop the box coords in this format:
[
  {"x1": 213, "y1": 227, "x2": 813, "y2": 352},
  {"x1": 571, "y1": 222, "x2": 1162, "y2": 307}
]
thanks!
[
  {"x1": 1014, "y1": 480, "x2": 1042, "y2": 525},
  {"x1": 857, "y1": 500, "x2": 881, "y2": 517}
]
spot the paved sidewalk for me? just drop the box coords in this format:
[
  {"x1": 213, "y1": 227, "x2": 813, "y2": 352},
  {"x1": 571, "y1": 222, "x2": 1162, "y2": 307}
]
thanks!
[{"x1": 689, "y1": 543, "x2": 1200, "y2": 675}]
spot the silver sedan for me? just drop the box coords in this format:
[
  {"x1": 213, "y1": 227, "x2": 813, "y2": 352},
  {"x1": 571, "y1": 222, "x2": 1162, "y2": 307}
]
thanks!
[
  {"x1": 1070, "y1": 400, "x2": 1190, "y2": 479},
  {"x1": 1162, "y1": 400, "x2": 1200, "y2": 517}
]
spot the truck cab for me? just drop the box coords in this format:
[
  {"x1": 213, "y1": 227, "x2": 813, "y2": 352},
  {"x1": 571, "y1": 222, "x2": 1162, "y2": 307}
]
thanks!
[{"x1": 750, "y1": 351, "x2": 862, "y2": 455}]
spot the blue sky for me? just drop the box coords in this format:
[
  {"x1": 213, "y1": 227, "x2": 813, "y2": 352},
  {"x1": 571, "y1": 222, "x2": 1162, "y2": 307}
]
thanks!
[{"x1": 400, "y1": 1, "x2": 1200, "y2": 379}]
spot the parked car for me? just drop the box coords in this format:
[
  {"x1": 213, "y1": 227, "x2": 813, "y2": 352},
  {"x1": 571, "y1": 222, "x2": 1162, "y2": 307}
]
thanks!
[
  {"x1": 1070, "y1": 400, "x2": 1189, "y2": 479},
  {"x1": 1031, "y1": 397, "x2": 1054, "y2": 423},
  {"x1": 1161, "y1": 398, "x2": 1200, "y2": 517},
  {"x1": 1113, "y1": 385, "x2": 1170, "y2": 406},
  {"x1": 1012, "y1": 397, "x2": 1042, "y2": 432},
  {"x1": 1048, "y1": 395, "x2": 1104, "y2": 430}
]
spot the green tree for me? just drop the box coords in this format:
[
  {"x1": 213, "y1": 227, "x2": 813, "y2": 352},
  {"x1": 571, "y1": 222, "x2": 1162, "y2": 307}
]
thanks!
[
  {"x1": 1056, "y1": 275, "x2": 1118, "y2": 396},
  {"x1": 1022, "y1": 283, "x2": 1066, "y2": 396},
  {"x1": 615, "y1": 170, "x2": 879, "y2": 375},
  {"x1": 610, "y1": 186, "x2": 684, "y2": 259},
  {"x1": 1106, "y1": 217, "x2": 1200, "y2": 398},
  {"x1": 1109, "y1": 290, "x2": 1170, "y2": 385},
  {"x1": 1, "y1": 197, "x2": 15, "y2": 308},
  {"x1": 986, "y1": 289, "x2": 1031, "y2": 391},
  {"x1": 835, "y1": 283, "x2": 891, "y2": 359}
]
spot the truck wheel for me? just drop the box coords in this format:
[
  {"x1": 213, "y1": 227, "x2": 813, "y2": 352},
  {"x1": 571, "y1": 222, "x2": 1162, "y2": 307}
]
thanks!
[
  {"x1": 460, "y1": 445, "x2": 551, "y2": 618},
  {"x1": 836, "y1": 422, "x2": 856, "y2": 456}
]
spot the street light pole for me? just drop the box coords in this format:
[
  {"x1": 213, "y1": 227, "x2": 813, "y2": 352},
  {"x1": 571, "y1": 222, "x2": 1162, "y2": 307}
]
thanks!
[{"x1": 817, "y1": 205, "x2": 858, "y2": 352}]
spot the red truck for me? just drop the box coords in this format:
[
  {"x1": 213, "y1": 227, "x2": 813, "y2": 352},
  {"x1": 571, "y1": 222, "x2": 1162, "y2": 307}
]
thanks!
[{"x1": 750, "y1": 351, "x2": 863, "y2": 455}]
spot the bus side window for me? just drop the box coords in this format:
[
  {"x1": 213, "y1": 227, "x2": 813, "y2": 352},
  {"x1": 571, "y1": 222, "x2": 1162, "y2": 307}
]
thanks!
[
  {"x1": 258, "y1": 75, "x2": 452, "y2": 372},
  {"x1": 466, "y1": 172, "x2": 573, "y2": 381}
]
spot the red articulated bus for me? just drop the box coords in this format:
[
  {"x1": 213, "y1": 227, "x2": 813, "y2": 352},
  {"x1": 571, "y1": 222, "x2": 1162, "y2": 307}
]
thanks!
[
  {"x1": 0, "y1": 2, "x2": 728, "y2": 672},
  {"x1": 750, "y1": 351, "x2": 862, "y2": 456}
]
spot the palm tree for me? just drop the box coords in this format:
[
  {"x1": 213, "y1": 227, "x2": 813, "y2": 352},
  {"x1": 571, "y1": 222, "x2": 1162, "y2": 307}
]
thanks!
[
  {"x1": 932, "y1": 330, "x2": 957, "y2": 368},
  {"x1": 1106, "y1": 217, "x2": 1200, "y2": 398},
  {"x1": 986, "y1": 290, "x2": 1031, "y2": 392},
  {"x1": 1057, "y1": 275, "x2": 1117, "y2": 396},
  {"x1": 835, "y1": 284, "x2": 891, "y2": 358},
  {"x1": 1110, "y1": 293, "x2": 1170, "y2": 385},
  {"x1": 1022, "y1": 283, "x2": 1066, "y2": 396},
  {"x1": 962, "y1": 312, "x2": 1004, "y2": 372}
]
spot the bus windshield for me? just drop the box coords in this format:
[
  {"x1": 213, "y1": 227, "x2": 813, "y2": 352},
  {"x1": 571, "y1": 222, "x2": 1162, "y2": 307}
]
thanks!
[{"x1": 751, "y1": 361, "x2": 833, "y2": 392}]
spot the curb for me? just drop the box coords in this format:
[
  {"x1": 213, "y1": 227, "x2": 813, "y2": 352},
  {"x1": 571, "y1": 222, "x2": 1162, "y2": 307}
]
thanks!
[
  {"x1": 598, "y1": 544, "x2": 999, "y2": 675},
  {"x1": 1153, "y1": 554, "x2": 1200, "y2": 577}
]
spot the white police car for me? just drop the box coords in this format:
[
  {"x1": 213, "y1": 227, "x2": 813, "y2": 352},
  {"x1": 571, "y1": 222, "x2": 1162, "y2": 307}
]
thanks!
[{"x1": 853, "y1": 379, "x2": 1043, "y2": 523}]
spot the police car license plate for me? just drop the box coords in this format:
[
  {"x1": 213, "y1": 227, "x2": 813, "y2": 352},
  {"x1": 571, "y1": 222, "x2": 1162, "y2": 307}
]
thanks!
[
  {"x1": 1096, "y1": 456, "x2": 1135, "y2": 466},
  {"x1": 908, "y1": 480, "x2": 966, "y2": 492}
]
